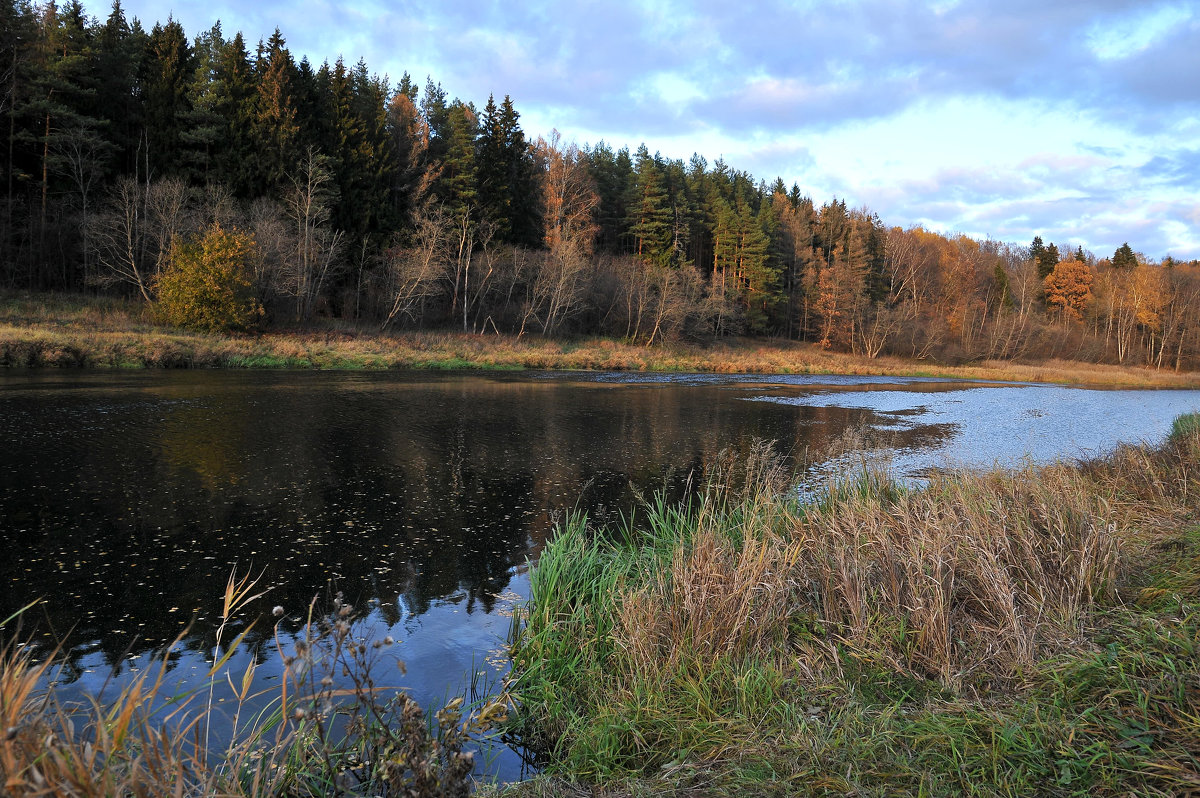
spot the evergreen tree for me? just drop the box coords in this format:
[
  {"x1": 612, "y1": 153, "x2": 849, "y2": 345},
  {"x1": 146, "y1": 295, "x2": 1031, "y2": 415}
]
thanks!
[
  {"x1": 1039, "y1": 242, "x2": 1059, "y2": 279},
  {"x1": 0, "y1": 0, "x2": 38, "y2": 273},
  {"x1": 1112, "y1": 242, "x2": 1137, "y2": 269},
  {"x1": 1029, "y1": 235, "x2": 1045, "y2": 264},
  {"x1": 93, "y1": 1, "x2": 143, "y2": 176},
  {"x1": 625, "y1": 145, "x2": 672, "y2": 266},
  {"x1": 438, "y1": 101, "x2": 476, "y2": 218},
  {"x1": 211, "y1": 32, "x2": 255, "y2": 195},
  {"x1": 24, "y1": 0, "x2": 109, "y2": 282},
  {"x1": 419, "y1": 77, "x2": 449, "y2": 160},
  {"x1": 500, "y1": 96, "x2": 540, "y2": 247},
  {"x1": 585, "y1": 141, "x2": 632, "y2": 253},
  {"x1": 141, "y1": 17, "x2": 193, "y2": 179},
  {"x1": 386, "y1": 72, "x2": 428, "y2": 231},
  {"x1": 252, "y1": 29, "x2": 299, "y2": 191},
  {"x1": 475, "y1": 94, "x2": 508, "y2": 232},
  {"x1": 178, "y1": 22, "x2": 223, "y2": 184},
  {"x1": 475, "y1": 94, "x2": 538, "y2": 246}
]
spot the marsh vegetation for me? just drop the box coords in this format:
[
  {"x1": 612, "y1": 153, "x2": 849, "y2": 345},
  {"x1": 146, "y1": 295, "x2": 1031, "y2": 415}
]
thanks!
[{"x1": 503, "y1": 424, "x2": 1200, "y2": 796}]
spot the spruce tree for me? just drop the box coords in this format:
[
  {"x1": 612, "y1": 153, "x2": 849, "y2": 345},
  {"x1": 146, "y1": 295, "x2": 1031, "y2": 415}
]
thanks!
[
  {"x1": 211, "y1": 32, "x2": 256, "y2": 195},
  {"x1": 1112, "y1": 242, "x2": 1137, "y2": 269},
  {"x1": 252, "y1": 29, "x2": 299, "y2": 192},
  {"x1": 141, "y1": 17, "x2": 193, "y2": 179}
]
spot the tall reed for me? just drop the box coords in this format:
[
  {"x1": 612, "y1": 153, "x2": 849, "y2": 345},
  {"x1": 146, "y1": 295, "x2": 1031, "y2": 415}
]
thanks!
[{"x1": 0, "y1": 575, "x2": 506, "y2": 796}]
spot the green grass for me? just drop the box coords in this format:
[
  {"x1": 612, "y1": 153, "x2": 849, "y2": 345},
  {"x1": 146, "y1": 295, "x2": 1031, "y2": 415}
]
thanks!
[
  {"x1": 498, "y1": 421, "x2": 1200, "y2": 797},
  {"x1": 225, "y1": 353, "x2": 312, "y2": 368},
  {"x1": 1170, "y1": 411, "x2": 1200, "y2": 442}
]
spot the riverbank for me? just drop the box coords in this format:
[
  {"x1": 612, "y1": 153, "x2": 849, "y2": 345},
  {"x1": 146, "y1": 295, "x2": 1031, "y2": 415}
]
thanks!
[
  {"x1": 496, "y1": 424, "x2": 1200, "y2": 797},
  {"x1": 2, "y1": 291, "x2": 1196, "y2": 387}
]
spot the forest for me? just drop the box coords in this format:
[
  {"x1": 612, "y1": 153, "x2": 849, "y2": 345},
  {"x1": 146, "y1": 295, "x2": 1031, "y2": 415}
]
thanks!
[{"x1": 4, "y1": 0, "x2": 1200, "y2": 369}]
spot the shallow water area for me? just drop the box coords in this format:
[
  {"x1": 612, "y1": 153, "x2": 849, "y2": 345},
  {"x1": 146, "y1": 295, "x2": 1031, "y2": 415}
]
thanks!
[{"x1": 1, "y1": 368, "x2": 1198, "y2": 783}]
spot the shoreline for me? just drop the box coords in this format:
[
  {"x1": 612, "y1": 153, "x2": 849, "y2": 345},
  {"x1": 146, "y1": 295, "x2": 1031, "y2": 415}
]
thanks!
[
  {"x1": 3, "y1": 291, "x2": 1198, "y2": 389},
  {"x1": 492, "y1": 426, "x2": 1200, "y2": 797}
]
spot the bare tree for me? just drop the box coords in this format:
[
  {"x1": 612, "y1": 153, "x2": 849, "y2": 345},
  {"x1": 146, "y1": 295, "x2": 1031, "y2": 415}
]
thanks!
[
  {"x1": 49, "y1": 119, "x2": 113, "y2": 281},
  {"x1": 521, "y1": 238, "x2": 590, "y2": 337},
  {"x1": 381, "y1": 202, "x2": 448, "y2": 330},
  {"x1": 145, "y1": 177, "x2": 192, "y2": 273},
  {"x1": 247, "y1": 197, "x2": 293, "y2": 309},
  {"x1": 517, "y1": 132, "x2": 601, "y2": 338},
  {"x1": 89, "y1": 176, "x2": 153, "y2": 301},
  {"x1": 284, "y1": 147, "x2": 344, "y2": 321},
  {"x1": 537, "y1": 130, "x2": 598, "y2": 253}
]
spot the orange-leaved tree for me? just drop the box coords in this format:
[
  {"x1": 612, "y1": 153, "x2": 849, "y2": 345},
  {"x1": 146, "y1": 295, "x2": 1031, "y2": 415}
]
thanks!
[
  {"x1": 156, "y1": 223, "x2": 264, "y2": 333},
  {"x1": 1043, "y1": 258, "x2": 1094, "y2": 322}
]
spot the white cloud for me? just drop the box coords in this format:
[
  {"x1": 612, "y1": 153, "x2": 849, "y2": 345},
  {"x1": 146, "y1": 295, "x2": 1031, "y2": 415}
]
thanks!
[
  {"x1": 1087, "y1": 3, "x2": 1194, "y2": 61},
  {"x1": 110, "y1": 0, "x2": 1200, "y2": 257}
]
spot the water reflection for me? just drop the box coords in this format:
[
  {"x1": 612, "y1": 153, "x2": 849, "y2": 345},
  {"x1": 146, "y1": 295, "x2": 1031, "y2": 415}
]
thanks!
[{"x1": 2, "y1": 369, "x2": 1197, "y2": 781}]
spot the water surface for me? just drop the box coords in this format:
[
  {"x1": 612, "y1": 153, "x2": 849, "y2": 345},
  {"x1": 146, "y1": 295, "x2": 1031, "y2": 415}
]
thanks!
[{"x1": 1, "y1": 369, "x2": 1197, "y2": 781}]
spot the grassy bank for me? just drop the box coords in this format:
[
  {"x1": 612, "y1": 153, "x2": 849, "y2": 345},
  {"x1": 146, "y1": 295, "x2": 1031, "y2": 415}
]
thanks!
[
  {"x1": 498, "y1": 428, "x2": 1200, "y2": 797},
  {"x1": 2, "y1": 291, "x2": 1197, "y2": 387}
]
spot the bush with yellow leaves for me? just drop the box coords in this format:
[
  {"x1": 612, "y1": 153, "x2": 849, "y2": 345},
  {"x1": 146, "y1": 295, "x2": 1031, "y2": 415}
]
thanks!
[{"x1": 156, "y1": 223, "x2": 263, "y2": 333}]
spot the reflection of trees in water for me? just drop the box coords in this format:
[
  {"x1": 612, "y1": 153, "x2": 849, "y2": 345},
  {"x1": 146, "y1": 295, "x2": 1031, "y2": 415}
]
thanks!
[{"x1": 0, "y1": 373, "x2": 899, "y2": 675}]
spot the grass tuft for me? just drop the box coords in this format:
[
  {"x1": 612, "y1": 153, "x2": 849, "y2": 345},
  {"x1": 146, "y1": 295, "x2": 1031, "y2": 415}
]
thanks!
[{"x1": 502, "y1": 416, "x2": 1200, "y2": 796}]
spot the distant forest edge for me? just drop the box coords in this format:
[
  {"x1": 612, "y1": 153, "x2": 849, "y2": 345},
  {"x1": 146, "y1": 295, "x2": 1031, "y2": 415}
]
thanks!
[{"x1": 4, "y1": 2, "x2": 1200, "y2": 370}]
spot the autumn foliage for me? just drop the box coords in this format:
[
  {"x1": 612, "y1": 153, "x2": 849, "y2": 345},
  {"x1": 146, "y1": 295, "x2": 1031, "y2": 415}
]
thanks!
[
  {"x1": 1043, "y1": 258, "x2": 1094, "y2": 320},
  {"x1": 156, "y1": 224, "x2": 263, "y2": 333}
]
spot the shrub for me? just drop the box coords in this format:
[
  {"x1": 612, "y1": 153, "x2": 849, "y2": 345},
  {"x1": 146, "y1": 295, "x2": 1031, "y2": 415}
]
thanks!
[{"x1": 156, "y1": 223, "x2": 263, "y2": 333}]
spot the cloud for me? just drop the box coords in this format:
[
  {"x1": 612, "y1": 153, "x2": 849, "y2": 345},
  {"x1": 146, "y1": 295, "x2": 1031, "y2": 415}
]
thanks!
[{"x1": 112, "y1": 0, "x2": 1200, "y2": 257}]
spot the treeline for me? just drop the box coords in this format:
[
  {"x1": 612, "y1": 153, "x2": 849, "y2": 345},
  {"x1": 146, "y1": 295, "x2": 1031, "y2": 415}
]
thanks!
[{"x1": 4, "y1": 1, "x2": 1200, "y2": 368}]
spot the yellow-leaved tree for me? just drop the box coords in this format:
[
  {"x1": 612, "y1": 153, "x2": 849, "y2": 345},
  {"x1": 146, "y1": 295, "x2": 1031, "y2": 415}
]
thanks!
[{"x1": 156, "y1": 223, "x2": 263, "y2": 333}]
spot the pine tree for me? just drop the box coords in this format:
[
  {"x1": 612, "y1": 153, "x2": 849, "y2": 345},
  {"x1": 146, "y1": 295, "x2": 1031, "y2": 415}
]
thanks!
[
  {"x1": 625, "y1": 145, "x2": 671, "y2": 265},
  {"x1": 499, "y1": 96, "x2": 540, "y2": 248},
  {"x1": 386, "y1": 73, "x2": 429, "y2": 232},
  {"x1": 1029, "y1": 236, "x2": 1045, "y2": 265},
  {"x1": 178, "y1": 22, "x2": 223, "y2": 184},
  {"x1": 26, "y1": 0, "x2": 109, "y2": 282},
  {"x1": 419, "y1": 77, "x2": 449, "y2": 160},
  {"x1": 93, "y1": 1, "x2": 144, "y2": 176},
  {"x1": 1038, "y1": 243, "x2": 1059, "y2": 279},
  {"x1": 585, "y1": 141, "x2": 632, "y2": 253},
  {"x1": 475, "y1": 94, "x2": 538, "y2": 246},
  {"x1": 475, "y1": 94, "x2": 510, "y2": 236}
]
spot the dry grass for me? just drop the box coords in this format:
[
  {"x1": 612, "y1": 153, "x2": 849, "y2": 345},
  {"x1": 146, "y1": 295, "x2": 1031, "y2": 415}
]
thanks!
[
  {"x1": 3, "y1": 290, "x2": 1198, "y2": 386},
  {"x1": 506, "y1": 423, "x2": 1200, "y2": 793},
  {"x1": 0, "y1": 571, "x2": 506, "y2": 797}
]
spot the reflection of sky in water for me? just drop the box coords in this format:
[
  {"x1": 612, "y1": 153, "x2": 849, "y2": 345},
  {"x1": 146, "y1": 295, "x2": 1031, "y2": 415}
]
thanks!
[
  {"x1": 749, "y1": 384, "x2": 1200, "y2": 478},
  {"x1": 9, "y1": 369, "x2": 1200, "y2": 785},
  {"x1": 561, "y1": 371, "x2": 950, "y2": 388}
]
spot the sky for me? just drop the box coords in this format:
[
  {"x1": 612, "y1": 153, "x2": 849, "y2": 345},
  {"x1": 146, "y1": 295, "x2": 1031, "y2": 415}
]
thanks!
[{"x1": 114, "y1": 0, "x2": 1200, "y2": 260}]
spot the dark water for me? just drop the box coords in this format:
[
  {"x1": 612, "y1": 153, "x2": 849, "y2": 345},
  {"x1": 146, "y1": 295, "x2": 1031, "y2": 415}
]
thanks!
[{"x1": 2, "y1": 369, "x2": 1198, "y2": 782}]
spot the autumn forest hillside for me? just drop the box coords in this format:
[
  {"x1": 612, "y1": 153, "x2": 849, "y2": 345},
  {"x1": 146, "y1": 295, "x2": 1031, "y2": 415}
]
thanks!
[{"x1": 4, "y1": 1, "x2": 1200, "y2": 370}]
